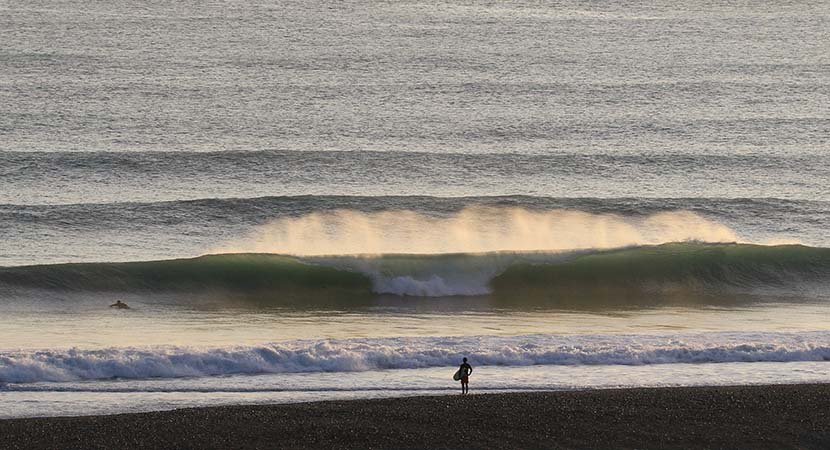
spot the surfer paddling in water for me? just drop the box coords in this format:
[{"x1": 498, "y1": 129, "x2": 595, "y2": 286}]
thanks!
[
  {"x1": 110, "y1": 300, "x2": 130, "y2": 309},
  {"x1": 456, "y1": 357, "x2": 473, "y2": 394}
]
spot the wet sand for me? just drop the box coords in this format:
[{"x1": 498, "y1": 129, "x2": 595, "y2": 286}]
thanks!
[{"x1": 3, "y1": 384, "x2": 830, "y2": 449}]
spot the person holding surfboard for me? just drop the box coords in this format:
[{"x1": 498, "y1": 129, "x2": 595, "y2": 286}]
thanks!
[{"x1": 454, "y1": 357, "x2": 473, "y2": 394}]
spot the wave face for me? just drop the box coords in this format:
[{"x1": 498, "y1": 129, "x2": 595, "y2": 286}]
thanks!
[
  {"x1": 1, "y1": 243, "x2": 829, "y2": 301},
  {"x1": 2, "y1": 332, "x2": 830, "y2": 384},
  {"x1": 492, "y1": 243, "x2": 830, "y2": 299},
  {"x1": 0, "y1": 254, "x2": 371, "y2": 294}
]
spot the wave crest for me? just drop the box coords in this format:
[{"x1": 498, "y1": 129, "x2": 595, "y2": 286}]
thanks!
[
  {"x1": 213, "y1": 207, "x2": 739, "y2": 256},
  {"x1": 1, "y1": 243, "x2": 829, "y2": 300},
  {"x1": 3, "y1": 332, "x2": 830, "y2": 384}
]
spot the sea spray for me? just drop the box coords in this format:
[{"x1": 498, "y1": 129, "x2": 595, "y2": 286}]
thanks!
[{"x1": 212, "y1": 207, "x2": 740, "y2": 256}]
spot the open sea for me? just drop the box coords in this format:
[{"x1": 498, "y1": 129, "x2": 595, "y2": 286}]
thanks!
[{"x1": 1, "y1": 0, "x2": 829, "y2": 418}]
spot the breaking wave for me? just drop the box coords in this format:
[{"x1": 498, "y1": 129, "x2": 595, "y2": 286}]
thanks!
[
  {"x1": 3, "y1": 332, "x2": 830, "y2": 384},
  {"x1": 1, "y1": 243, "x2": 829, "y2": 300}
]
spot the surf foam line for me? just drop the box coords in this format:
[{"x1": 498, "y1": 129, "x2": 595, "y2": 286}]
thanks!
[
  {"x1": 3, "y1": 332, "x2": 830, "y2": 384},
  {"x1": 0, "y1": 385, "x2": 473, "y2": 393}
]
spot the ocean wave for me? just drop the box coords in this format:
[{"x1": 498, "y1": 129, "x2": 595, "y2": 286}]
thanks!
[
  {"x1": 1, "y1": 243, "x2": 829, "y2": 299},
  {"x1": 10, "y1": 150, "x2": 829, "y2": 206},
  {"x1": 2, "y1": 332, "x2": 830, "y2": 384},
  {"x1": 5, "y1": 193, "x2": 829, "y2": 213}
]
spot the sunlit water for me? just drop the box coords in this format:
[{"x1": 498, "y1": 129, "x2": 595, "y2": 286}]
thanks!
[
  {"x1": 5, "y1": 362, "x2": 830, "y2": 419},
  {"x1": 4, "y1": 299, "x2": 830, "y2": 349},
  {"x1": 3, "y1": 297, "x2": 830, "y2": 418},
  {"x1": 2, "y1": 0, "x2": 830, "y2": 418}
]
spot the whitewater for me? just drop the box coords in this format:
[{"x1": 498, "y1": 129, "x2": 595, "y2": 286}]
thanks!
[
  {"x1": 3, "y1": 205, "x2": 830, "y2": 418},
  {"x1": 4, "y1": 332, "x2": 830, "y2": 385},
  {"x1": 2, "y1": 0, "x2": 830, "y2": 419}
]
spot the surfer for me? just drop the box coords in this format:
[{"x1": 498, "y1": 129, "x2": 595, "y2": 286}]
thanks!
[
  {"x1": 459, "y1": 357, "x2": 473, "y2": 394},
  {"x1": 110, "y1": 300, "x2": 130, "y2": 309}
]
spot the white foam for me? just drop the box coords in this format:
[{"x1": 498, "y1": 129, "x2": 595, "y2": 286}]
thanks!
[
  {"x1": 3, "y1": 332, "x2": 830, "y2": 384},
  {"x1": 371, "y1": 274, "x2": 492, "y2": 297},
  {"x1": 310, "y1": 251, "x2": 570, "y2": 297}
]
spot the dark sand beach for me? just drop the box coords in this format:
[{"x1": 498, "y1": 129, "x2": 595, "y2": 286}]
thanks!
[{"x1": 3, "y1": 384, "x2": 830, "y2": 450}]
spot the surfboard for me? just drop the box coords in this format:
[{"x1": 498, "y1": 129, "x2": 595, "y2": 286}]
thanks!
[{"x1": 453, "y1": 369, "x2": 462, "y2": 381}]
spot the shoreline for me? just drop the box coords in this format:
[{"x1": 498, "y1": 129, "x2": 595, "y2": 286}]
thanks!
[{"x1": 3, "y1": 384, "x2": 830, "y2": 449}]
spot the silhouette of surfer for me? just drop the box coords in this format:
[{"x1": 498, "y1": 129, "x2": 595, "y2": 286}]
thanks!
[
  {"x1": 459, "y1": 357, "x2": 473, "y2": 394},
  {"x1": 110, "y1": 300, "x2": 130, "y2": 309}
]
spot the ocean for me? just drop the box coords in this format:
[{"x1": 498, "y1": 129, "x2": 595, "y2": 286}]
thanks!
[{"x1": 1, "y1": 0, "x2": 829, "y2": 418}]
